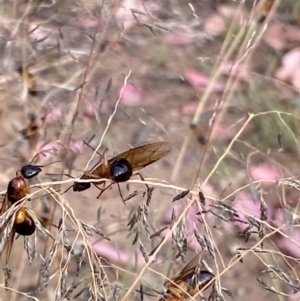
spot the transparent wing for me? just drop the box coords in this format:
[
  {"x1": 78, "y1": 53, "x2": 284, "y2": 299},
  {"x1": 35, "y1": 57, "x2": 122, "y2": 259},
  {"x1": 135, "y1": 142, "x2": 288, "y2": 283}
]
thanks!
[
  {"x1": 0, "y1": 198, "x2": 16, "y2": 266},
  {"x1": 109, "y1": 141, "x2": 171, "y2": 172},
  {"x1": 92, "y1": 141, "x2": 171, "y2": 175},
  {"x1": 165, "y1": 253, "x2": 203, "y2": 286}
]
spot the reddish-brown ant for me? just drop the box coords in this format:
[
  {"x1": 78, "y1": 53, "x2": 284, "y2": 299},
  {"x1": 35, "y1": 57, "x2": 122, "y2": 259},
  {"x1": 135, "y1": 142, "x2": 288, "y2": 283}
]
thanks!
[
  {"x1": 0, "y1": 150, "x2": 60, "y2": 266},
  {"x1": 6, "y1": 149, "x2": 59, "y2": 204},
  {"x1": 159, "y1": 253, "x2": 214, "y2": 301},
  {"x1": 16, "y1": 66, "x2": 46, "y2": 97}
]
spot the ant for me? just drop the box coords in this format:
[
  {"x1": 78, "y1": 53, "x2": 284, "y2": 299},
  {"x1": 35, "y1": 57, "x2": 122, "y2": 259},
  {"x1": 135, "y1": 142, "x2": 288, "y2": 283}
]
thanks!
[
  {"x1": 0, "y1": 150, "x2": 60, "y2": 267},
  {"x1": 71, "y1": 141, "x2": 171, "y2": 202},
  {"x1": 160, "y1": 253, "x2": 214, "y2": 301}
]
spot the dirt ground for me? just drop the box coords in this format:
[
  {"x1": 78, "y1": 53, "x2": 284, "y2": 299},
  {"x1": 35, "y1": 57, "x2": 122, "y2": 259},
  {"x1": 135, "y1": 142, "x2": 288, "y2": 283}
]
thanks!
[{"x1": 0, "y1": 1, "x2": 300, "y2": 301}]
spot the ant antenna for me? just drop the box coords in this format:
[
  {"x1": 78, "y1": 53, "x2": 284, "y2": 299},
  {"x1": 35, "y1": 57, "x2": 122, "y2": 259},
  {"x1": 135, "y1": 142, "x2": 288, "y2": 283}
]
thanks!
[{"x1": 30, "y1": 147, "x2": 59, "y2": 165}]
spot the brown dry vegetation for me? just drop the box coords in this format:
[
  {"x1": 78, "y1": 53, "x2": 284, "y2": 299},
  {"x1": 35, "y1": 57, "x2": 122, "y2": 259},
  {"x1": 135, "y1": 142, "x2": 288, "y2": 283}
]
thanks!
[{"x1": 0, "y1": 0, "x2": 300, "y2": 301}]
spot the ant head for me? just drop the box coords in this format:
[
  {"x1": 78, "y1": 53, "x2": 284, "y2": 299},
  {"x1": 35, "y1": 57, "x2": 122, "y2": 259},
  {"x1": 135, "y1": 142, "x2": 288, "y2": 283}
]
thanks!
[
  {"x1": 17, "y1": 148, "x2": 61, "y2": 179},
  {"x1": 21, "y1": 165, "x2": 42, "y2": 179},
  {"x1": 73, "y1": 174, "x2": 92, "y2": 192}
]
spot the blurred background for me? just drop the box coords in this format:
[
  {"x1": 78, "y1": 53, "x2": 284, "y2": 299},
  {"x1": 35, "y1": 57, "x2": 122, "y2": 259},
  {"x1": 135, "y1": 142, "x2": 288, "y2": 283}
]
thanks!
[{"x1": 0, "y1": 1, "x2": 300, "y2": 301}]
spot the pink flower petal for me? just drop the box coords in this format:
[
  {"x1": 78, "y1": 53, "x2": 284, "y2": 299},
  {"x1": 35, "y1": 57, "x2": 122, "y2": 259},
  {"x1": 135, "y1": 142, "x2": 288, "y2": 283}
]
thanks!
[
  {"x1": 249, "y1": 164, "x2": 281, "y2": 185},
  {"x1": 210, "y1": 123, "x2": 238, "y2": 141},
  {"x1": 233, "y1": 193, "x2": 261, "y2": 219},
  {"x1": 276, "y1": 48, "x2": 300, "y2": 89},
  {"x1": 221, "y1": 62, "x2": 250, "y2": 81},
  {"x1": 182, "y1": 100, "x2": 199, "y2": 115},
  {"x1": 29, "y1": 25, "x2": 57, "y2": 46},
  {"x1": 271, "y1": 209, "x2": 300, "y2": 258},
  {"x1": 204, "y1": 14, "x2": 225, "y2": 36},
  {"x1": 184, "y1": 70, "x2": 210, "y2": 88},
  {"x1": 162, "y1": 184, "x2": 216, "y2": 252},
  {"x1": 33, "y1": 141, "x2": 60, "y2": 163},
  {"x1": 289, "y1": 289, "x2": 300, "y2": 301},
  {"x1": 222, "y1": 193, "x2": 272, "y2": 234},
  {"x1": 70, "y1": 140, "x2": 85, "y2": 154},
  {"x1": 42, "y1": 106, "x2": 63, "y2": 124},
  {"x1": 68, "y1": 18, "x2": 99, "y2": 30},
  {"x1": 218, "y1": 4, "x2": 248, "y2": 25},
  {"x1": 114, "y1": 0, "x2": 159, "y2": 32},
  {"x1": 92, "y1": 241, "x2": 162, "y2": 267},
  {"x1": 120, "y1": 83, "x2": 142, "y2": 106},
  {"x1": 184, "y1": 70, "x2": 223, "y2": 91},
  {"x1": 264, "y1": 24, "x2": 300, "y2": 51},
  {"x1": 264, "y1": 24, "x2": 286, "y2": 51},
  {"x1": 163, "y1": 32, "x2": 195, "y2": 45},
  {"x1": 276, "y1": 229, "x2": 300, "y2": 258},
  {"x1": 84, "y1": 100, "x2": 108, "y2": 118}
]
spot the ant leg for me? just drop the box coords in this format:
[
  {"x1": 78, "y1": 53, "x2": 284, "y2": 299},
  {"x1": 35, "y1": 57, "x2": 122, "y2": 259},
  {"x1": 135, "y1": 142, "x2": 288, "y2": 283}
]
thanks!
[
  {"x1": 47, "y1": 172, "x2": 75, "y2": 195},
  {"x1": 82, "y1": 135, "x2": 110, "y2": 169},
  {"x1": 82, "y1": 139, "x2": 104, "y2": 158},
  {"x1": 96, "y1": 182, "x2": 113, "y2": 199},
  {"x1": 136, "y1": 172, "x2": 150, "y2": 190},
  {"x1": 85, "y1": 134, "x2": 95, "y2": 145},
  {"x1": 96, "y1": 189, "x2": 105, "y2": 199},
  {"x1": 60, "y1": 184, "x2": 73, "y2": 195},
  {"x1": 89, "y1": 148, "x2": 109, "y2": 172},
  {"x1": 39, "y1": 216, "x2": 73, "y2": 232},
  {"x1": 116, "y1": 183, "x2": 127, "y2": 206},
  {"x1": 102, "y1": 148, "x2": 109, "y2": 169},
  {"x1": 93, "y1": 181, "x2": 105, "y2": 192}
]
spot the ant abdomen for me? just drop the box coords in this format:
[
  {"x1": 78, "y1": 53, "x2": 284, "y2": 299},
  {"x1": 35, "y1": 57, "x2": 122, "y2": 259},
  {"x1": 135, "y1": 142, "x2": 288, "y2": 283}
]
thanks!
[
  {"x1": 15, "y1": 219, "x2": 36, "y2": 236},
  {"x1": 7, "y1": 176, "x2": 30, "y2": 204}
]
